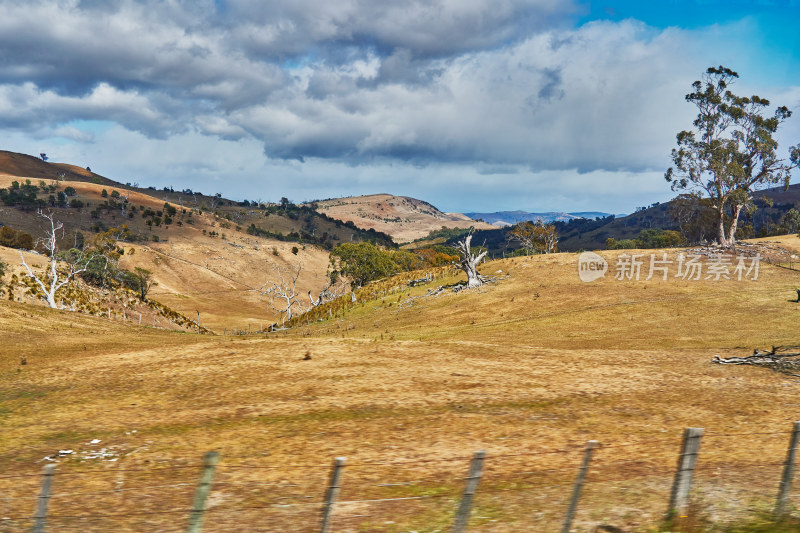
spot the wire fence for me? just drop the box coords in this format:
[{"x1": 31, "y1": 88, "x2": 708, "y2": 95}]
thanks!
[{"x1": 2, "y1": 424, "x2": 800, "y2": 532}]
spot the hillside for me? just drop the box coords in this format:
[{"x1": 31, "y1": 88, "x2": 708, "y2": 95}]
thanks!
[
  {"x1": 312, "y1": 193, "x2": 494, "y2": 243},
  {"x1": 0, "y1": 150, "x2": 116, "y2": 185},
  {"x1": 0, "y1": 151, "x2": 396, "y2": 329},
  {"x1": 458, "y1": 184, "x2": 800, "y2": 255},
  {"x1": 3, "y1": 237, "x2": 800, "y2": 530},
  {"x1": 465, "y1": 210, "x2": 615, "y2": 226}
]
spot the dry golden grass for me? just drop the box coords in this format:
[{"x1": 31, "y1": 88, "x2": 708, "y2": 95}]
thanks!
[
  {"x1": 2, "y1": 239, "x2": 800, "y2": 531},
  {"x1": 0, "y1": 175, "x2": 333, "y2": 329},
  {"x1": 314, "y1": 193, "x2": 494, "y2": 243}
]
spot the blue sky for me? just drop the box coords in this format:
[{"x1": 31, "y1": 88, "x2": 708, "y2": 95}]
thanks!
[{"x1": 0, "y1": 0, "x2": 798, "y2": 214}]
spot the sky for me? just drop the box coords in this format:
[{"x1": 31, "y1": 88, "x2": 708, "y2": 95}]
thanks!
[{"x1": 1, "y1": 0, "x2": 799, "y2": 214}]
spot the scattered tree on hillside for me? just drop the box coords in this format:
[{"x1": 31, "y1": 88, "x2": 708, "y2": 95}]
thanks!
[
  {"x1": 0, "y1": 226, "x2": 34, "y2": 250},
  {"x1": 129, "y1": 267, "x2": 156, "y2": 301},
  {"x1": 329, "y1": 242, "x2": 398, "y2": 290},
  {"x1": 665, "y1": 66, "x2": 800, "y2": 246},
  {"x1": 453, "y1": 233, "x2": 487, "y2": 288},
  {"x1": 209, "y1": 193, "x2": 222, "y2": 210},
  {"x1": 780, "y1": 208, "x2": 800, "y2": 235},
  {"x1": 667, "y1": 193, "x2": 717, "y2": 244},
  {"x1": 308, "y1": 271, "x2": 347, "y2": 309},
  {"x1": 81, "y1": 225, "x2": 132, "y2": 288},
  {"x1": 507, "y1": 220, "x2": 558, "y2": 255},
  {"x1": 19, "y1": 210, "x2": 100, "y2": 308},
  {"x1": 39, "y1": 153, "x2": 47, "y2": 162},
  {"x1": 0, "y1": 180, "x2": 40, "y2": 209},
  {"x1": 260, "y1": 263, "x2": 304, "y2": 325}
]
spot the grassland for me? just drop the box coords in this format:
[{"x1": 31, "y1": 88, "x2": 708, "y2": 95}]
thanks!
[{"x1": 3, "y1": 238, "x2": 800, "y2": 531}]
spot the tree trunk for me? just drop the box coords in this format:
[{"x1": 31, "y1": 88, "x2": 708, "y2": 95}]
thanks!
[
  {"x1": 716, "y1": 207, "x2": 729, "y2": 247},
  {"x1": 454, "y1": 234, "x2": 487, "y2": 288},
  {"x1": 726, "y1": 203, "x2": 744, "y2": 246}
]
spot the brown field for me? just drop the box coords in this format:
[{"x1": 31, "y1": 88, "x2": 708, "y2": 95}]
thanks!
[{"x1": 3, "y1": 237, "x2": 800, "y2": 531}]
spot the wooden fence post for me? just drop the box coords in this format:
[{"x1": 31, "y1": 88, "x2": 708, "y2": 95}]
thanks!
[
  {"x1": 453, "y1": 450, "x2": 486, "y2": 533},
  {"x1": 32, "y1": 463, "x2": 56, "y2": 533},
  {"x1": 320, "y1": 457, "x2": 346, "y2": 533},
  {"x1": 561, "y1": 440, "x2": 598, "y2": 533},
  {"x1": 775, "y1": 421, "x2": 800, "y2": 517},
  {"x1": 186, "y1": 451, "x2": 220, "y2": 533},
  {"x1": 667, "y1": 427, "x2": 703, "y2": 520}
]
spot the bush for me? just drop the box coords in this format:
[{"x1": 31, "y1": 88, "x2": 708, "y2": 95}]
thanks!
[
  {"x1": 0, "y1": 226, "x2": 34, "y2": 250},
  {"x1": 64, "y1": 186, "x2": 77, "y2": 197},
  {"x1": 606, "y1": 229, "x2": 687, "y2": 250},
  {"x1": 0, "y1": 180, "x2": 39, "y2": 209},
  {"x1": 69, "y1": 199, "x2": 84, "y2": 209}
]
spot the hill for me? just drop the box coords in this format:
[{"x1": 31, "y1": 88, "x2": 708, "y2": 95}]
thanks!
[
  {"x1": 464, "y1": 210, "x2": 615, "y2": 226},
  {"x1": 0, "y1": 151, "x2": 397, "y2": 329},
  {"x1": 0, "y1": 150, "x2": 116, "y2": 185},
  {"x1": 311, "y1": 193, "x2": 494, "y2": 243},
  {"x1": 456, "y1": 184, "x2": 800, "y2": 255},
  {"x1": 3, "y1": 237, "x2": 800, "y2": 530}
]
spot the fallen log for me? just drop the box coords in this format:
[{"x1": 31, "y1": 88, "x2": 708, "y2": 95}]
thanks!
[{"x1": 713, "y1": 345, "x2": 800, "y2": 376}]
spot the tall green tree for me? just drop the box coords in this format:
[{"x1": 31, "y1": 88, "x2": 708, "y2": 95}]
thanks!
[
  {"x1": 665, "y1": 66, "x2": 800, "y2": 246},
  {"x1": 329, "y1": 242, "x2": 397, "y2": 288}
]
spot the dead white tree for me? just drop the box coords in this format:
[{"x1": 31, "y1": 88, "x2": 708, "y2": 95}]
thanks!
[
  {"x1": 308, "y1": 276, "x2": 347, "y2": 308},
  {"x1": 453, "y1": 233, "x2": 488, "y2": 288},
  {"x1": 260, "y1": 263, "x2": 304, "y2": 325},
  {"x1": 20, "y1": 210, "x2": 94, "y2": 309}
]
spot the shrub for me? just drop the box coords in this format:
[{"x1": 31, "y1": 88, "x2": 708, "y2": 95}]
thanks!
[
  {"x1": 0, "y1": 226, "x2": 34, "y2": 250},
  {"x1": 0, "y1": 180, "x2": 39, "y2": 209}
]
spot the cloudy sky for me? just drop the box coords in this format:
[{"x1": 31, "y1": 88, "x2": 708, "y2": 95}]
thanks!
[{"x1": 1, "y1": 0, "x2": 799, "y2": 214}]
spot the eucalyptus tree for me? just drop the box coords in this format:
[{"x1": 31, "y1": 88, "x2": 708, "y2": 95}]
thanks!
[{"x1": 666, "y1": 66, "x2": 800, "y2": 246}]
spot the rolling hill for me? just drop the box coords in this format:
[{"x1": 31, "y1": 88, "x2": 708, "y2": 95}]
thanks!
[
  {"x1": 311, "y1": 193, "x2": 494, "y2": 243},
  {"x1": 0, "y1": 150, "x2": 397, "y2": 329},
  {"x1": 464, "y1": 210, "x2": 615, "y2": 226}
]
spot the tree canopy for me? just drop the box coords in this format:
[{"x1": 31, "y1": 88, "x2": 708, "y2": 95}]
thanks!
[
  {"x1": 330, "y1": 242, "x2": 399, "y2": 288},
  {"x1": 665, "y1": 66, "x2": 800, "y2": 246}
]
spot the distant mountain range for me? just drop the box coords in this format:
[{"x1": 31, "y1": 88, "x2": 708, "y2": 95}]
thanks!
[{"x1": 464, "y1": 210, "x2": 617, "y2": 226}]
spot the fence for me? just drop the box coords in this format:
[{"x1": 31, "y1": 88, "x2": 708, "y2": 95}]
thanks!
[{"x1": 2, "y1": 423, "x2": 800, "y2": 532}]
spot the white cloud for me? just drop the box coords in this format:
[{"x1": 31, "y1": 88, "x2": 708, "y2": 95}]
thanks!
[{"x1": 0, "y1": 1, "x2": 797, "y2": 212}]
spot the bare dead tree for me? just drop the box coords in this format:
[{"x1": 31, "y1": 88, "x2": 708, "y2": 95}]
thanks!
[
  {"x1": 260, "y1": 263, "x2": 304, "y2": 325},
  {"x1": 506, "y1": 220, "x2": 558, "y2": 255},
  {"x1": 308, "y1": 276, "x2": 347, "y2": 308},
  {"x1": 453, "y1": 233, "x2": 488, "y2": 288},
  {"x1": 20, "y1": 210, "x2": 95, "y2": 308},
  {"x1": 209, "y1": 193, "x2": 222, "y2": 210}
]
